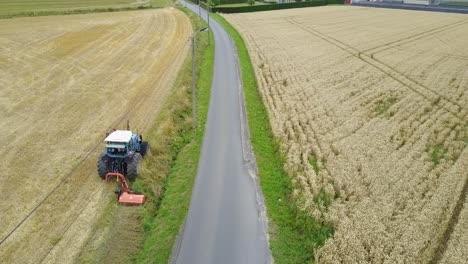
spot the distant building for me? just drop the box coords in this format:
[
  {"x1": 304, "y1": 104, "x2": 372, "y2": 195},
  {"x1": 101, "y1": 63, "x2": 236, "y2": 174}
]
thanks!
[{"x1": 403, "y1": 0, "x2": 429, "y2": 5}]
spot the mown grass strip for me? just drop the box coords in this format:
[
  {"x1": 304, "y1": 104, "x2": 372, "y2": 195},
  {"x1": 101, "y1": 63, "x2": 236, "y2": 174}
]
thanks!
[
  {"x1": 211, "y1": 13, "x2": 333, "y2": 263},
  {"x1": 134, "y1": 7, "x2": 215, "y2": 264}
]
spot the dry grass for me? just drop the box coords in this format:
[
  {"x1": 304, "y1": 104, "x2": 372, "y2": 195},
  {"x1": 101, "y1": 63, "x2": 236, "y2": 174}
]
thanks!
[
  {"x1": 0, "y1": 8, "x2": 191, "y2": 263},
  {"x1": 223, "y1": 6, "x2": 468, "y2": 263}
]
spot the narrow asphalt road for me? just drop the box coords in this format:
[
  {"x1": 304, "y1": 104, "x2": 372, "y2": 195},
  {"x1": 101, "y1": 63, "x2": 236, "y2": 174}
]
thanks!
[{"x1": 171, "y1": 2, "x2": 271, "y2": 264}]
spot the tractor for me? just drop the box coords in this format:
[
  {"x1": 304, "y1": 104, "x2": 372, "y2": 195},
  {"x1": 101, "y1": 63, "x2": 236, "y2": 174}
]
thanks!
[
  {"x1": 97, "y1": 129, "x2": 149, "y2": 181},
  {"x1": 97, "y1": 129, "x2": 149, "y2": 205}
]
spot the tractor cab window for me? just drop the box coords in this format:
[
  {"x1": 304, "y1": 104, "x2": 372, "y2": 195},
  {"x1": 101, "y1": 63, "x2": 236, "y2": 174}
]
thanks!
[{"x1": 106, "y1": 142, "x2": 125, "y2": 154}]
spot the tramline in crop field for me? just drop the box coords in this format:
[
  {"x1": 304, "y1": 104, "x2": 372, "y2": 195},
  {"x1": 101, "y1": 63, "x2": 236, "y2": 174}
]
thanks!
[
  {"x1": 224, "y1": 6, "x2": 468, "y2": 263},
  {"x1": 0, "y1": 8, "x2": 191, "y2": 263}
]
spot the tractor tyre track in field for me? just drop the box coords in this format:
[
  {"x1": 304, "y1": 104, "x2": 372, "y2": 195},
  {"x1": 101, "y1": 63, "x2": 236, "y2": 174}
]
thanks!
[
  {"x1": 429, "y1": 175, "x2": 468, "y2": 264},
  {"x1": 286, "y1": 18, "x2": 467, "y2": 121},
  {"x1": 38, "y1": 185, "x2": 104, "y2": 263},
  {"x1": 391, "y1": 46, "x2": 468, "y2": 62},
  {"x1": 362, "y1": 19, "x2": 468, "y2": 55}
]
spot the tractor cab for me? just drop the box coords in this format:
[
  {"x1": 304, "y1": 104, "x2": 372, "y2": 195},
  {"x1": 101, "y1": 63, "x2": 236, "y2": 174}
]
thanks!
[
  {"x1": 104, "y1": 130, "x2": 133, "y2": 158},
  {"x1": 98, "y1": 129, "x2": 148, "y2": 181}
]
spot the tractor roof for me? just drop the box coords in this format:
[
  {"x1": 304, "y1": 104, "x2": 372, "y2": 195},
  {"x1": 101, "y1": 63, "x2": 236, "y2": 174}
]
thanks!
[{"x1": 104, "y1": 130, "x2": 133, "y2": 143}]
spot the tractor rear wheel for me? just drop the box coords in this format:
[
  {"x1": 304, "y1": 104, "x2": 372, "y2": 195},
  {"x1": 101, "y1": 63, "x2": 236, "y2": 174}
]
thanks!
[
  {"x1": 140, "y1": 141, "x2": 150, "y2": 157},
  {"x1": 127, "y1": 153, "x2": 142, "y2": 181},
  {"x1": 97, "y1": 154, "x2": 108, "y2": 179}
]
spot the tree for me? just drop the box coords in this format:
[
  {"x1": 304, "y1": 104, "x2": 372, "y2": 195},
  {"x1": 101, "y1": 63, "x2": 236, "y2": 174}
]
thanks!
[
  {"x1": 248, "y1": 0, "x2": 256, "y2": 5},
  {"x1": 208, "y1": 0, "x2": 220, "y2": 7}
]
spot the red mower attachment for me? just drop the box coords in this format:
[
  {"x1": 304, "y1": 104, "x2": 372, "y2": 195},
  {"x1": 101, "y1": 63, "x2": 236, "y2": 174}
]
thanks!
[{"x1": 105, "y1": 172, "x2": 146, "y2": 206}]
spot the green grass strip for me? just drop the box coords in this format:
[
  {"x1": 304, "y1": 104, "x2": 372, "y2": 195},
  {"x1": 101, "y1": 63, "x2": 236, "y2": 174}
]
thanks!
[
  {"x1": 211, "y1": 13, "x2": 333, "y2": 263},
  {"x1": 135, "y1": 7, "x2": 215, "y2": 264}
]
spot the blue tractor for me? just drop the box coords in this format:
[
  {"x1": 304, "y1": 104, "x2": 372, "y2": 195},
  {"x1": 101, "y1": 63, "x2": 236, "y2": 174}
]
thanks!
[{"x1": 97, "y1": 130, "x2": 149, "y2": 180}]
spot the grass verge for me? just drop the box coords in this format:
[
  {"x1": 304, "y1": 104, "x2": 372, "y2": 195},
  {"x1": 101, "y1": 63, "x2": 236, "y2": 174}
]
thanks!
[
  {"x1": 211, "y1": 13, "x2": 333, "y2": 263},
  {"x1": 134, "y1": 6, "x2": 215, "y2": 263}
]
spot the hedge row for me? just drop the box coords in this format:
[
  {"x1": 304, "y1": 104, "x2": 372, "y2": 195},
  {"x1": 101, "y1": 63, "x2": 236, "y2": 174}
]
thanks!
[
  {"x1": 189, "y1": 0, "x2": 246, "y2": 6},
  {"x1": 212, "y1": 0, "x2": 343, "y2": 13}
]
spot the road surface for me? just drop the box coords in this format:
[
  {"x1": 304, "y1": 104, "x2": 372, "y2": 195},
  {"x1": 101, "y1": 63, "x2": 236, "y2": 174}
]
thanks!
[{"x1": 171, "y1": 2, "x2": 271, "y2": 264}]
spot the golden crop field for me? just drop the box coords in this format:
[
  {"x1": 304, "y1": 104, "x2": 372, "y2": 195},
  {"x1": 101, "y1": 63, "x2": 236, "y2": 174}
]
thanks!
[
  {"x1": 224, "y1": 6, "x2": 468, "y2": 263},
  {"x1": 0, "y1": 8, "x2": 191, "y2": 262}
]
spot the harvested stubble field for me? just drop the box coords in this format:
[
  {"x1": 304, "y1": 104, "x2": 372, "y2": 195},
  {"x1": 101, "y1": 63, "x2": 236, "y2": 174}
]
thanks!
[
  {"x1": 0, "y1": 8, "x2": 191, "y2": 263},
  {"x1": 223, "y1": 6, "x2": 468, "y2": 263},
  {"x1": 0, "y1": 0, "x2": 153, "y2": 16}
]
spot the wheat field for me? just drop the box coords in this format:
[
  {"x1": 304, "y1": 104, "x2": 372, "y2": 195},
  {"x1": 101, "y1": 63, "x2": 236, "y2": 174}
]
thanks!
[
  {"x1": 223, "y1": 6, "x2": 468, "y2": 263},
  {"x1": 0, "y1": 8, "x2": 191, "y2": 262}
]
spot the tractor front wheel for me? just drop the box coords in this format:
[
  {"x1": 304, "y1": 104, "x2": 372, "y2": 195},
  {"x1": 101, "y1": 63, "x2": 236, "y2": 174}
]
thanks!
[
  {"x1": 127, "y1": 153, "x2": 142, "y2": 181},
  {"x1": 97, "y1": 154, "x2": 108, "y2": 179}
]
